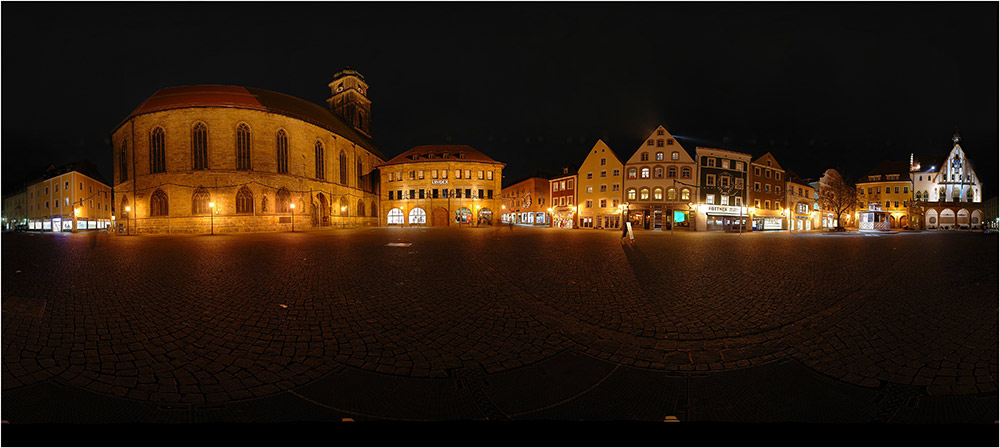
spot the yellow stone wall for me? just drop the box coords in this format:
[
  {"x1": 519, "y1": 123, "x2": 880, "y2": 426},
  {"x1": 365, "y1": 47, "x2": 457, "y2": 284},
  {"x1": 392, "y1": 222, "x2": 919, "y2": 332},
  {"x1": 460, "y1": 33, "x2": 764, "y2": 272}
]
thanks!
[
  {"x1": 112, "y1": 107, "x2": 382, "y2": 234},
  {"x1": 577, "y1": 140, "x2": 624, "y2": 228},
  {"x1": 380, "y1": 161, "x2": 502, "y2": 226}
]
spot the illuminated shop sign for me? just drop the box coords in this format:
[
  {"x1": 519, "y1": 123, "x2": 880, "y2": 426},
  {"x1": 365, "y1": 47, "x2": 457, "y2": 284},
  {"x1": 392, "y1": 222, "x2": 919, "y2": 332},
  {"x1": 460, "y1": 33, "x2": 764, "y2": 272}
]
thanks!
[
  {"x1": 431, "y1": 180, "x2": 449, "y2": 184},
  {"x1": 703, "y1": 205, "x2": 744, "y2": 216}
]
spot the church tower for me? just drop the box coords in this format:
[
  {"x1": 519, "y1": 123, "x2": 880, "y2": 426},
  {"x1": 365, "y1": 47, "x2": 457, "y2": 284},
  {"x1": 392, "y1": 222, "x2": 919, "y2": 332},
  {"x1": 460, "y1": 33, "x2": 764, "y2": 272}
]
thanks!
[{"x1": 327, "y1": 68, "x2": 371, "y2": 137}]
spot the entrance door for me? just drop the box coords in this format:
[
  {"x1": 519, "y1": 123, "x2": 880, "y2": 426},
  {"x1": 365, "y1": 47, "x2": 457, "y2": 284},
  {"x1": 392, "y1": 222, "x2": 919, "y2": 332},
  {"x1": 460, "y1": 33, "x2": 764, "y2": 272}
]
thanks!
[
  {"x1": 432, "y1": 207, "x2": 449, "y2": 226},
  {"x1": 653, "y1": 209, "x2": 662, "y2": 230}
]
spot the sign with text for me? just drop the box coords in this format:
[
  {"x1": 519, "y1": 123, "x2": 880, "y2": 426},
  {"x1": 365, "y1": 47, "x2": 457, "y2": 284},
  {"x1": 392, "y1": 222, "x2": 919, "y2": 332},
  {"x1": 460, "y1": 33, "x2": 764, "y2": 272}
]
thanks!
[
  {"x1": 702, "y1": 204, "x2": 745, "y2": 216},
  {"x1": 431, "y1": 180, "x2": 449, "y2": 185}
]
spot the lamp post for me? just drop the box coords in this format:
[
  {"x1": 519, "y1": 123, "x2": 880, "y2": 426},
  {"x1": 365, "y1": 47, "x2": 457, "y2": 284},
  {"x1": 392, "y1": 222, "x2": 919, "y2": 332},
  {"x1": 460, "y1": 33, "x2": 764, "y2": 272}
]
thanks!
[
  {"x1": 475, "y1": 204, "x2": 481, "y2": 228},
  {"x1": 341, "y1": 206, "x2": 347, "y2": 229},
  {"x1": 209, "y1": 202, "x2": 215, "y2": 235},
  {"x1": 290, "y1": 202, "x2": 296, "y2": 232},
  {"x1": 73, "y1": 208, "x2": 80, "y2": 233},
  {"x1": 125, "y1": 206, "x2": 131, "y2": 235}
]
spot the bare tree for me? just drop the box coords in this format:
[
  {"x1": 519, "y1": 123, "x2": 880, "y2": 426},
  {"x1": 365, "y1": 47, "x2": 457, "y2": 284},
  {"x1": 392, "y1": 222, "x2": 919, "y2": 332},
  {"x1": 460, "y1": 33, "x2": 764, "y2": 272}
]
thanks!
[{"x1": 818, "y1": 168, "x2": 856, "y2": 229}]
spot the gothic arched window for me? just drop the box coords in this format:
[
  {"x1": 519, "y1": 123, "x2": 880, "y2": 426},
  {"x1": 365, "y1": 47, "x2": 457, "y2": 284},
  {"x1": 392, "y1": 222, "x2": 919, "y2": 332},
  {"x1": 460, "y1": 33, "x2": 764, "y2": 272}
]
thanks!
[
  {"x1": 149, "y1": 127, "x2": 166, "y2": 173},
  {"x1": 315, "y1": 141, "x2": 325, "y2": 180},
  {"x1": 236, "y1": 124, "x2": 252, "y2": 170},
  {"x1": 276, "y1": 130, "x2": 288, "y2": 174},
  {"x1": 236, "y1": 186, "x2": 254, "y2": 214},
  {"x1": 192, "y1": 188, "x2": 211, "y2": 215},
  {"x1": 357, "y1": 157, "x2": 364, "y2": 190},
  {"x1": 192, "y1": 122, "x2": 208, "y2": 170},
  {"x1": 150, "y1": 189, "x2": 168, "y2": 217},
  {"x1": 339, "y1": 150, "x2": 348, "y2": 185},
  {"x1": 357, "y1": 199, "x2": 365, "y2": 217},
  {"x1": 119, "y1": 140, "x2": 129, "y2": 183},
  {"x1": 340, "y1": 196, "x2": 349, "y2": 216}
]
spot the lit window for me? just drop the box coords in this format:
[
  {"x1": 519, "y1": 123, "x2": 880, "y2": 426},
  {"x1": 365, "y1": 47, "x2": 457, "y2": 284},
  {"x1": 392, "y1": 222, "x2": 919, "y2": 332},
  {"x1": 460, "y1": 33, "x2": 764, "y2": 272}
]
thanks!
[
  {"x1": 639, "y1": 188, "x2": 649, "y2": 200},
  {"x1": 653, "y1": 188, "x2": 663, "y2": 200},
  {"x1": 706, "y1": 194, "x2": 715, "y2": 204},
  {"x1": 628, "y1": 168, "x2": 637, "y2": 179},
  {"x1": 640, "y1": 168, "x2": 650, "y2": 179},
  {"x1": 681, "y1": 189, "x2": 690, "y2": 200},
  {"x1": 656, "y1": 152, "x2": 664, "y2": 161},
  {"x1": 721, "y1": 195, "x2": 729, "y2": 205},
  {"x1": 627, "y1": 188, "x2": 636, "y2": 200}
]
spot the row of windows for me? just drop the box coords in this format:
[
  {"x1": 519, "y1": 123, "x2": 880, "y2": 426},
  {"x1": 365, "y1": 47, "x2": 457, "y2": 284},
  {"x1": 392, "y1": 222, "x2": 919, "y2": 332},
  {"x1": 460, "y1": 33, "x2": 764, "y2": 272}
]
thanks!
[
  {"x1": 752, "y1": 182, "x2": 783, "y2": 194},
  {"x1": 861, "y1": 186, "x2": 910, "y2": 195},
  {"x1": 586, "y1": 169, "x2": 620, "y2": 179},
  {"x1": 121, "y1": 125, "x2": 368, "y2": 187},
  {"x1": 752, "y1": 166, "x2": 781, "y2": 180},
  {"x1": 34, "y1": 184, "x2": 109, "y2": 198},
  {"x1": 583, "y1": 184, "x2": 621, "y2": 194},
  {"x1": 626, "y1": 166, "x2": 692, "y2": 180},
  {"x1": 123, "y1": 188, "x2": 377, "y2": 217},
  {"x1": 704, "y1": 175, "x2": 744, "y2": 189},
  {"x1": 625, "y1": 187, "x2": 692, "y2": 201},
  {"x1": 639, "y1": 151, "x2": 681, "y2": 161},
  {"x1": 644, "y1": 139, "x2": 675, "y2": 148},
  {"x1": 582, "y1": 198, "x2": 620, "y2": 209},
  {"x1": 704, "y1": 194, "x2": 743, "y2": 206},
  {"x1": 388, "y1": 169, "x2": 495, "y2": 181},
  {"x1": 753, "y1": 199, "x2": 783, "y2": 210},
  {"x1": 702, "y1": 158, "x2": 745, "y2": 171},
  {"x1": 388, "y1": 188, "x2": 494, "y2": 200},
  {"x1": 552, "y1": 179, "x2": 575, "y2": 191},
  {"x1": 31, "y1": 198, "x2": 109, "y2": 212}
]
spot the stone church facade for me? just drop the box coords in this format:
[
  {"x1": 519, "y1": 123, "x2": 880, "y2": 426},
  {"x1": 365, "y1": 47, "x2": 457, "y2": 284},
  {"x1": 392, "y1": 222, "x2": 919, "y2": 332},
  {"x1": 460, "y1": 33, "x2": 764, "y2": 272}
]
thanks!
[{"x1": 111, "y1": 70, "x2": 384, "y2": 234}]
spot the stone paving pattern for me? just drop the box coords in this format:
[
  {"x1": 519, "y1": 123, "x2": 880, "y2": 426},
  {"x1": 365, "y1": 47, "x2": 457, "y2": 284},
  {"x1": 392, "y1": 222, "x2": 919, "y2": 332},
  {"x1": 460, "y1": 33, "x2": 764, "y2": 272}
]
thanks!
[{"x1": 2, "y1": 228, "x2": 997, "y2": 422}]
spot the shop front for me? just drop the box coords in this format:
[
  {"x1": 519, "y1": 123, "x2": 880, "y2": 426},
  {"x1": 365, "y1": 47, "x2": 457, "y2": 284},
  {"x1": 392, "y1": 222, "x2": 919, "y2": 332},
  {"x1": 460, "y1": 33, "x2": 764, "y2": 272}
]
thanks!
[
  {"x1": 752, "y1": 216, "x2": 784, "y2": 231},
  {"x1": 551, "y1": 207, "x2": 575, "y2": 229},
  {"x1": 700, "y1": 204, "x2": 749, "y2": 232}
]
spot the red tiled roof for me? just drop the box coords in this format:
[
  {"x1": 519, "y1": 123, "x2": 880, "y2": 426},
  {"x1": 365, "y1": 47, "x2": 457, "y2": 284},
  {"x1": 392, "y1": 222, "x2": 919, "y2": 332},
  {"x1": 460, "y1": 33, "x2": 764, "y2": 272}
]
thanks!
[
  {"x1": 381, "y1": 145, "x2": 504, "y2": 167},
  {"x1": 115, "y1": 85, "x2": 384, "y2": 159},
  {"x1": 127, "y1": 85, "x2": 267, "y2": 116}
]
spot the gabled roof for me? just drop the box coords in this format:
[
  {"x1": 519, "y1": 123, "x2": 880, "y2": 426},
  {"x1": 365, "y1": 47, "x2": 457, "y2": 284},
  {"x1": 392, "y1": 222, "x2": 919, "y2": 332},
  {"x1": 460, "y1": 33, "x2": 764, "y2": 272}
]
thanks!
[
  {"x1": 860, "y1": 161, "x2": 911, "y2": 182},
  {"x1": 28, "y1": 160, "x2": 110, "y2": 187},
  {"x1": 550, "y1": 164, "x2": 579, "y2": 180},
  {"x1": 381, "y1": 145, "x2": 504, "y2": 167},
  {"x1": 751, "y1": 152, "x2": 784, "y2": 172},
  {"x1": 626, "y1": 126, "x2": 694, "y2": 164},
  {"x1": 115, "y1": 85, "x2": 384, "y2": 160},
  {"x1": 785, "y1": 170, "x2": 813, "y2": 187}
]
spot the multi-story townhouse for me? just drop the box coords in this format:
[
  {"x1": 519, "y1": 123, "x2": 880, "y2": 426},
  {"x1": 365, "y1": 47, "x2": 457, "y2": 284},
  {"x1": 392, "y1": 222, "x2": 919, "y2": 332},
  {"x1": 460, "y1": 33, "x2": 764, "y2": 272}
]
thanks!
[
  {"x1": 380, "y1": 145, "x2": 503, "y2": 226},
  {"x1": 501, "y1": 177, "x2": 551, "y2": 226},
  {"x1": 576, "y1": 140, "x2": 624, "y2": 229},
  {"x1": 856, "y1": 161, "x2": 913, "y2": 230},
  {"x1": 693, "y1": 147, "x2": 751, "y2": 231},
  {"x1": 2, "y1": 190, "x2": 27, "y2": 230},
  {"x1": 623, "y1": 126, "x2": 697, "y2": 230},
  {"x1": 549, "y1": 167, "x2": 577, "y2": 229},
  {"x1": 785, "y1": 172, "x2": 820, "y2": 231},
  {"x1": 748, "y1": 152, "x2": 786, "y2": 231},
  {"x1": 23, "y1": 160, "x2": 112, "y2": 232}
]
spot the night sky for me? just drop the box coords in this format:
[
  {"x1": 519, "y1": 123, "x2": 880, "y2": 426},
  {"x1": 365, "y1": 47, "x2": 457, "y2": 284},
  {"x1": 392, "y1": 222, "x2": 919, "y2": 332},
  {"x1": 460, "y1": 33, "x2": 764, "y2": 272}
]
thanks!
[{"x1": 3, "y1": 2, "x2": 997, "y2": 196}]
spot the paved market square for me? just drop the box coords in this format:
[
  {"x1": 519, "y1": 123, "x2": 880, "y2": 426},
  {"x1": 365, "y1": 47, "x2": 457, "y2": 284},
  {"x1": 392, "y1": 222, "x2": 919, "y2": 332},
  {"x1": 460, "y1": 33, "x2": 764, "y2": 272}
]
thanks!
[{"x1": 2, "y1": 228, "x2": 997, "y2": 423}]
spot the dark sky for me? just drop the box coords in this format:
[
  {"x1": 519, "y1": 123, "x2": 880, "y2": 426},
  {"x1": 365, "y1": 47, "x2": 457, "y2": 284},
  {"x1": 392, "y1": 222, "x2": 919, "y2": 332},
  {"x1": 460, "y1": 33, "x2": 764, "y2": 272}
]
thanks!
[{"x1": 3, "y1": 2, "x2": 997, "y2": 195}]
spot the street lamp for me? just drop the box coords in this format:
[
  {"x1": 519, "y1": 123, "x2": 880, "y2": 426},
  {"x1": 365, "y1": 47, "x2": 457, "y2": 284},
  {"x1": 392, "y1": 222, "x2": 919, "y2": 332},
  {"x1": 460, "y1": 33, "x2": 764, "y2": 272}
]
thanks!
[
  {"x1": 125, "y1": 206, "x2": 131, "y2": 235},
  {"x1": 290, "y1": 202, "x2": 296, "y2": 232},
  {"x1": 341, "y1": 205, "x2": 347, "y2": 229},
  {"x1": 209, "y1": 202, "x2": 216, "y2": 235},
  {"x1": 73, "y1": 208, "x2": 81, "y2": 233},
  {"x1": 475, "y1": 204, "x2": 481, "y2": 227}
]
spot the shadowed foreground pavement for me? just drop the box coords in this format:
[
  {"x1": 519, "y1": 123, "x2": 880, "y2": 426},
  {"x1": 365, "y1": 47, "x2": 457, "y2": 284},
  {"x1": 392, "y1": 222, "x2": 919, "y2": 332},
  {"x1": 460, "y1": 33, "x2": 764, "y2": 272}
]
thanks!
[{"x1": 2, "y1": 228, "x2": 997, "y2": 432}]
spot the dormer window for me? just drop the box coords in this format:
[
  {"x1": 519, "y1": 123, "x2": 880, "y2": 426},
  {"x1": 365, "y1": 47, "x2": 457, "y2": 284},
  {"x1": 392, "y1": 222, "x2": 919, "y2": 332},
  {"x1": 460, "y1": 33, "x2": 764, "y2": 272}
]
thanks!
[
  {"x1": 458, "y1": 153, "x2": 466, "y2": 159},
  {"x1": 442, "y1": 153, "x2": 450, "y2": 159}
]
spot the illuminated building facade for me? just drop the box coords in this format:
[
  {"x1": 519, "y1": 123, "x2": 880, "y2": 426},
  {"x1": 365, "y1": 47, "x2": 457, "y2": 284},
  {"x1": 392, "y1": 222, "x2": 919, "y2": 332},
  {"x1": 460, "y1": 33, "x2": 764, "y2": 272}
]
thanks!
[
  {"x1": 15, "y1": 161, "x2": 112, "y2": 232},
  {"x1": 501, "y1": 177, "x2": 550, "y2": 226},
  {"x1": 910, "y1": 133, "x2": 985, "y2": 230},
  {"x1": 380, "y1": 145, "x2": 503, "y2": 226},
  {"x1": 549, "y1": 168, "x2": 577, "y2": 229},
  {"x1": 748, "y1": 152, "x2": 786, "y2": 231},
  {"x1": 111, "y1": 70, "x2": 383, "y2": 234},
  {"x1": 785, "y1": 173, "x2": 820, "y2": 231},
  {"x1": 693, "y1": 147, "x2": 751, "y2": 232},
  {"x1": 856, "y1": 161, "x2": 913, "y2": 230},
  {"x1": 623, "y1": 126, "x2": 696, "y2": 230},
  {"x1": 2, "y1": 191, "x2": 27, "y2": 230},
  {"x1": 576, "y1": 140, "x2": 624, "y2": 229}
]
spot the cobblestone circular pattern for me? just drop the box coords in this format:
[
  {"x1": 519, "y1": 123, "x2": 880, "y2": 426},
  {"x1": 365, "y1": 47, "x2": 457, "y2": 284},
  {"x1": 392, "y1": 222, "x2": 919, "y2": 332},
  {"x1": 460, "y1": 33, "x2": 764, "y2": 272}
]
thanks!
[{"x1": 2, "y1": 228, "x2": 996, "y2": 403}]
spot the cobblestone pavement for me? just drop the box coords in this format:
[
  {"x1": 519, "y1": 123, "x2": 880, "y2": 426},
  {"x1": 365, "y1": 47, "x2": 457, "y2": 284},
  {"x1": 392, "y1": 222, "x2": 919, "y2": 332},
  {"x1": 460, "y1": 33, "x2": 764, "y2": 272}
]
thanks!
[{"x1": 2, "y1": 228, "x2": 996, "y2": 422}]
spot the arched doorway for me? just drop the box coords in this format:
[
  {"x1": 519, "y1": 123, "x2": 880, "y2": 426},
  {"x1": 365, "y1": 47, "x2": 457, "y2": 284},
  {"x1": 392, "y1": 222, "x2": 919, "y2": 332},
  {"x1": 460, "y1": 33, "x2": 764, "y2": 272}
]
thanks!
[
  {"x1": 432, "y1": 207, "x2": 449, "y2": 226},
  {"x1": 387, "y1": 208, "x2": 404, "y2": 225},
  {"x1": 939, "y1": 209, "x2": 955, "y2": 229},
  {"x1": 408, "y1": 207, "x2": 426, "y2": 225},
  {"x1": 888, "y1": 215, "x2": 895, "y2": 228},
  {"x1": 899, "y1": 215, "x2": 908, "y2": 228},
  {"x1": 478, "y1": 208, "x2": 493, "y2": 226},
  {"x1": 925, "y1": 209, "x2": 938, "y2": 229},
  {"x1": 957, "y1": 209, "x2": 969, "y2": 228},
  {"x1": 455, "y1": 207, "x2": 473, "y2": 225},
  {"x1": 971, "y1": 210, "x2": 983, "y2": 228},
  {"x1": 316, "y1": 193, "x2": 330, "y2": 226}
]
